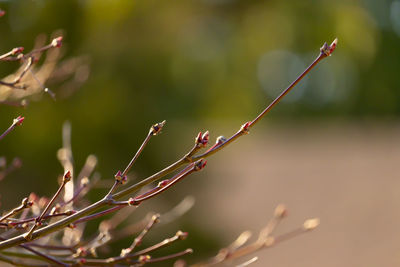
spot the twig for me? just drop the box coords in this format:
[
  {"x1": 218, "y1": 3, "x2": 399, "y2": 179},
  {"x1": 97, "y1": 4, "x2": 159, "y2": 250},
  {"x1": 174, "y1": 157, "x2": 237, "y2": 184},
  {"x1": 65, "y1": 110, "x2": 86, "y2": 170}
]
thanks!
[
  {"x1": 0, "y1": 116, "x2": 25, "y2": 141},
  {"x1": 106, "y1": 120, "x2": 166, "y2": 197},
  {"x1": 0, "y1": 198, "x2": 32, "y2": 223},
  {"x1": 24, "y1": 171, "x2": 72, "y2": 240},
  {"x1": 120, "y1": 214, "x2": 160, "y2": 256}
]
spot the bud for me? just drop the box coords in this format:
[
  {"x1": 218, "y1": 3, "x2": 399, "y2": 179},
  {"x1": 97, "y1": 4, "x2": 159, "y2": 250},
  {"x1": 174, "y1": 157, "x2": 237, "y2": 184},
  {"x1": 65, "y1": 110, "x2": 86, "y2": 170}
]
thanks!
[
  {"x1": 65, "y1": 210, "x2": 76, "y2": 216},
  {"x1": 114, "y1": 170, "x2": 127, "y2": 183},
  {"x1": 138, "y1": 255, "x2": 151, "y2": 264},
  {"x1": 75, "y1": 247, "x2": 87, "y2": 257},
  {"x1": 150, "y1": 120, "x2": 166, "y2": 135},
  {"x1": 216, "y1": 135, "x2": 227, "y2": 145},
  {"x1": 51, "y1": 36, "x2": 63, "y2": 48},
  {"x1": 0, "y1": 10, "x2": 5, "y2": 17},
  {"x1": 63, "y1": 171, "x2": 72, "y2": 183},
  {"x1": 11, "y1": 47, "x2": 24, "y2": 55},
  {"x1": 13, "y1": 116, "x2": 24, "y2": 126},
  {"x1": 320, "y1": 38, "x2": 338, "y2": 57},
  {"x1": 194, "y1": 159, "x2": 207, "y2": 171},
  {"x1": 274, "y1": 204, "x2": 288, "y2": 219},
  {"x1": 157, "y1": 179, "x2": 169, "y2": 187},
  {"x1": 128, "y1": 197, "x2": 138, "y2": 206},
  {"x1": 21, "y1": 197, "x2": 31, "y2": 208},
  {"x1": 328, "y1": 38, "x2": 338, "y2": 55},
  {"x1": 176, "y1": 230, "x2": 188, "y2": 240},
  {"x1": 80, "y1": 177, "x2": 89, "y2": 186},
  {"x1": 195, "y1": 131, "x2": 209, "y2": 147},
  {"x1": 240, "y1": 121, "x2": 251, "y2": 134}
]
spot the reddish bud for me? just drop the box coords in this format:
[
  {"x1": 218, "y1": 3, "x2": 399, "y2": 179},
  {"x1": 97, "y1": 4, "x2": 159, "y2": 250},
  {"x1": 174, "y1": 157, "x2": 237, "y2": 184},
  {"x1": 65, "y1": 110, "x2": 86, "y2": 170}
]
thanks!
[
  {"x1": 176, "y1": 230, "x2": 188, "y2": 240},
  {"x1": 13, "y1": 116, "x2": 24, "y2": 126},
  {"x1": 63, "y1": 171, "x2": 72, "y2": 182},
  {"x1": 51, "y1": 36, "x2": 63, "y2": 48},
  {"x1": 321, "y1": 38, "x2": 338, "y2": 57},
  {"x1": 195, "y1": 131, "x2": 209, "y2": 147},
  {"x1": 240, "y1": 121, "x2": 250, "y2": 134},
  {"x1": 328, "y1": 38, "x2": 338, "y2": 55},
  {"x1": 0, "y1": 10, "x2": 5, "y2": 17},
  {"x1": 128, "y1": 197, "x2": 138, "y2": 206},
  {"x1": 68, "y1": 223, "x2": 76, "y2": 229},
  {"x1": 158, "y1": 179, "x2": 169, "y2": 187},
  {"x1": 78, "y1": 258, "x2": 87, "y2": 265},
  {"x1": 194, "y1": 160, "x2": 207, "y2": 171},
  {"x1": 11, "y1": 47, "x2": 24, "y2": 55}
]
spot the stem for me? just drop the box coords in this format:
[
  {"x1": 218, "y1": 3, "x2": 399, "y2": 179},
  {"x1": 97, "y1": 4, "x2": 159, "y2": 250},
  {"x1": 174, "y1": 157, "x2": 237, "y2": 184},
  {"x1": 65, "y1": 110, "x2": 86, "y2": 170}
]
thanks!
[
  {"x1": 120, "y1": 214, "x2": 160, "y2": 256},
  {"x1": 106, "y1": 120, "x2": 165, "y2": 197},
  {"x1": 24, "y1": 172, "x2": 71, "y2": 240},
  {"x1": 0, "y1": 197, "x2": 31, "y2": 223}
]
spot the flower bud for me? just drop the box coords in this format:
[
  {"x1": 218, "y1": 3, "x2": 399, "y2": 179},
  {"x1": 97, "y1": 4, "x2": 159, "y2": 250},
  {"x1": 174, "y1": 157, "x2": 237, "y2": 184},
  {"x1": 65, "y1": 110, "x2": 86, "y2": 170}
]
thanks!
[{"x1": 51, "y1": 36, "x2": 63, "y2": 48}]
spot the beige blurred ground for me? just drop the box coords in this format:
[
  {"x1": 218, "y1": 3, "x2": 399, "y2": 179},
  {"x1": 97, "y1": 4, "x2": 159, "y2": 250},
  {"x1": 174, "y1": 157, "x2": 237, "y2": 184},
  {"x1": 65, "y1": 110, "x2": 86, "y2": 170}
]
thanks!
[{"x1": 194, "y1": 121, "x2": 400, "y2": 267}]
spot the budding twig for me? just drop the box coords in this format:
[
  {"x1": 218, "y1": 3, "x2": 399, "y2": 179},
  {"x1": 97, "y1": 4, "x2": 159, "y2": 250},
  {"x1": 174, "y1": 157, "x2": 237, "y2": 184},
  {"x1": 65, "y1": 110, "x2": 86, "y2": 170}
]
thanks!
[
  {"x1": 0, "y1": 39, "x2": 336, "y2": 251},
  {"x1": 106, "y1": 120, "x2": 166, "y2": 197},
  {"x1": 120, "y1": 213, "x2": 160, "y2": 256},
  {"x1": 0, "y1": 116, "x2": 25, "y2": 141},
  {"x1": 0, "y1": 198, "x2": 32, "y2": 223},
  {"x1": 24, "y1": 171, "x2": 72, "y2": 240}
]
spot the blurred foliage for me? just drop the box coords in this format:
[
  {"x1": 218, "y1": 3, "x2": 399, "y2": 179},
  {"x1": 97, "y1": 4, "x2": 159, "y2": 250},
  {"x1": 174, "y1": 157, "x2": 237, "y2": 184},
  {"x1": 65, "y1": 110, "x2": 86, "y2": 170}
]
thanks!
[{"x1": 0, "y1": 0, "x2": 399, "y2": 262}]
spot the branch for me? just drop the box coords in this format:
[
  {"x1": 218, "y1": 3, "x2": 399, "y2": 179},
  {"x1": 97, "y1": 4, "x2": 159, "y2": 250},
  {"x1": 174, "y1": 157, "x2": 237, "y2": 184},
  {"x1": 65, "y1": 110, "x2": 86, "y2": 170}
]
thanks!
[{"x1": 0, "y1": 39, "x2": 337, "y2": 251}]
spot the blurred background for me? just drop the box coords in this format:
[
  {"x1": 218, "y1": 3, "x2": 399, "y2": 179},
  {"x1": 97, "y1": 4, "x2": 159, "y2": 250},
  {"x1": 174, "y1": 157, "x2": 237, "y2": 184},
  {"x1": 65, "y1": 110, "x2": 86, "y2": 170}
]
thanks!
[{"x1": 0, "y1": 0, "x2": 400, "y2": 266}]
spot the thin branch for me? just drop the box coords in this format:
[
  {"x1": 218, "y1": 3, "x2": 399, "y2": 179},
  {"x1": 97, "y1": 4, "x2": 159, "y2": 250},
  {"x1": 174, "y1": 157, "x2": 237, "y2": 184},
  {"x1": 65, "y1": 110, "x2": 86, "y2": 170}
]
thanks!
[
  {"x1": 0, "y1": 116, "x2": 25, "y2": 141},
  {"x1": 106, "y1": 120, "x2": 166, "y2": 197},
  {"x1": 120, "y1": 214, "x2": 160, "y2": 256},
  {"x1": 0, "y1": 47, "x2": 24, "y2": 61},
  {"x1": 0, "y1": 197, "x2": 32, "y2": 223},
  {"x1": 8, "y1": 211, "x2": 75, "y2": 227},
  {"x1": 24, "y1": 171, "x2": 72, "y2": 240}
]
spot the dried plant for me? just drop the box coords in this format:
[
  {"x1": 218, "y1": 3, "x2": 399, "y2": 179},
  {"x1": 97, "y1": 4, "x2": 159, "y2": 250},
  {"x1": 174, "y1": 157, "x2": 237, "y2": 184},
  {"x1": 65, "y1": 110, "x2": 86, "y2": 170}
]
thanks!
[{"x1": 0, "y1": 8, "x2": 338, "y2": 267}]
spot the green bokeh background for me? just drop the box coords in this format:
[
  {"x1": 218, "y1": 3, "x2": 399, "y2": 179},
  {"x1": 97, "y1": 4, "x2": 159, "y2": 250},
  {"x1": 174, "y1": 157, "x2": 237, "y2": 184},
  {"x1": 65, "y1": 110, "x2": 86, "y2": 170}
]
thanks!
[{"x1": 0, "y1": 0, "x2": 399, "y2": 264}]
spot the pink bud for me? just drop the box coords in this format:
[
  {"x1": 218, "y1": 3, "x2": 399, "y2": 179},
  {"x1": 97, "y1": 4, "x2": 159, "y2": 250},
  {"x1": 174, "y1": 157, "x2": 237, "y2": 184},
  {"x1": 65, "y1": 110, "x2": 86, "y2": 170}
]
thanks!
[
  {"x1": 0, "y1": 10, "x2": 5, "y2": 17},
  {"x1": 329, "y1": 38, "x2": 338, "y2": 55},
  {"x1": 63, "y1": 171, "x2": 72, "y2": 182},
  {"x1": 13, "y1": 116, "x2": 24, "y2": 126},
  {"x1": 128, "y1": 197, "x2": 138, "y2": 206},
  {"x1": 195, "y1": 130, "x2": 209, "y2": 147},
  {"x1": 158, "y1": 179, "x2": 169, "y2": 187},
  {"x1": 51, "y1": 36, "x2": 63, "y2": 48},
  {"x1": 11, "y1": 47, "x2": 24, "y2": 55},
  {"x1": 194, "y1": 160, "x2": 207, "y2": 171},
  {"x1": 240, "y1": 121, "x2": 251, "y2": 134}
]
